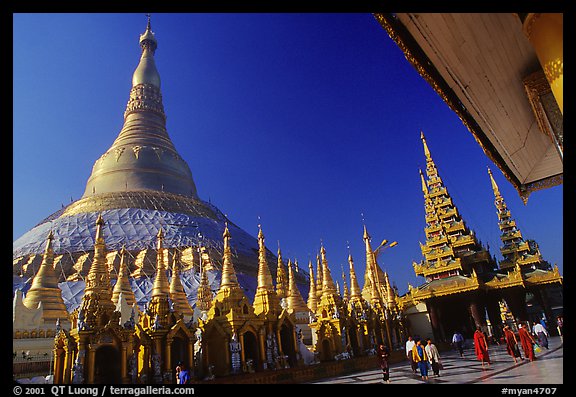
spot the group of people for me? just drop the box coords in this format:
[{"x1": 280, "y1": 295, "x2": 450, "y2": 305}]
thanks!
[{"x1": 502, "y1": 320, "x2": 552, "y2": 364}]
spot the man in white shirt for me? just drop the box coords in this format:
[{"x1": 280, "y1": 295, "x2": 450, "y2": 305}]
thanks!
[
  {"x1": 405, "y1": 336, "x2": 416, "y2": 373},
  {"x1": 452, "y1": 331, "x2": 465, "y2": 357},
  {"x1": 533, "y1": 321, "x2": 550, "y2": 349}
]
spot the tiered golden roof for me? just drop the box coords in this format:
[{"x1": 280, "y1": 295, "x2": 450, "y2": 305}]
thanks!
[{"x1": 414, "y1": 132, "x2": 493, "y2": 281}]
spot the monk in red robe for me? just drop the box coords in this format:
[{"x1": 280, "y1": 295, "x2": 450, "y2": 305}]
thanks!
[
  {"x1": 518, "y1": 322, "x2": 537, "y2": 361},
  {"x1": 473, "y1": 327, "x2": 490, "y2": 368},
  {"x1": 503, "y1": 325, "x2": 522, "y2": 364}
]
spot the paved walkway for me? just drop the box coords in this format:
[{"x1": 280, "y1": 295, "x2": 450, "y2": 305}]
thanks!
[{"x1": 308, "y1": 336, "x2": 563, "y2": 384}]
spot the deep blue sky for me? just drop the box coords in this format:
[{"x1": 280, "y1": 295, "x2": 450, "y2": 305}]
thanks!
[{"x1": 13, "y1": 13, "x2": 563, "y2": 295}]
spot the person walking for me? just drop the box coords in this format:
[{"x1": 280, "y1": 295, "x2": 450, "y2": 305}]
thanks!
[
  {"x1": 518, "y1": 322, "x2": 537, "y2": 362},
  {"x1": 452, "y1": 331, "x2": 465, "y2": 358},
  {"x1": 533, "y1": 321, "x2": 550, "y2": 349},
  {"x1": 377, "y1": 343, "x2": 391, "y2": 383},
  {"x1": 177, "y1": 361, "x2": 191, "y2": 384},
  {"x1": 473, "y1": 327, "x2": 490, "y2": 369},
  {"x1": 405, "y1": 336, "x2": 417, "y2": 374},
  {"x1": 425, "y1": 338, "x2": 442, "y2": 377},
  {"x1": 503, "y1": 325, "x2": 523, "y2": 364},
  {"x1": 556, "y1": 315, "x2": 563, "y2": 342},
  {"x1": 411, "y1": 339, "x2": 429, "y2": 381}
]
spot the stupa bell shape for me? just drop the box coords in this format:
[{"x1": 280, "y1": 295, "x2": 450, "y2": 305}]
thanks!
[{"x1": 82, "y1": 18, "x2": 198, "y2": 199}]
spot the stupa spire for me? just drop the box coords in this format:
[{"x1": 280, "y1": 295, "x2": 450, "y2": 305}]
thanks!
[
  {"x1": 307, "y1": 260, "x2": 318, "y2": 312},
  {"x1": 196, "y1": 264, "x2": 213, "y2": 313},
  {"x1": 287, "y1": 259, "x2": 309, "y2": 313},
  {"x1": 23, "y1": 230, "x2": 70, "y2": 325},
  {"x1": 151, "y1": 228, "x2": 170, "y2": 298},
  {"x1": 169, "y1": 252, "x2": 194, "y2": 318},
  {"x1": 79, "y1": 215, "x2": 116, "y2": 328},
  {"x1": 81, "y1": 14, "x2": 198, "y2": 199},
  {"x1": 219, "y1": 223, "x2": 240, "y2": 288},
  {"x1": 347, "y1": 253, "x2": 362, "y2": 301},
  {"x1": 275, "y1": 244, "x2": 288, "y2": 300},
  {"x1": 112, "y1": 245, "x2": 136, "y2": 307},
  {"x1": 320, "y1": 245, "x2": 337, "y2": 296},
  {"x1": 253, "y1": 224, "x2": 282, "y2": 317}
]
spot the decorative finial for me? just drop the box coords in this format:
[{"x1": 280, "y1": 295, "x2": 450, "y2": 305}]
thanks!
[{"x1": 146, "y1": 13, "x2": 151, "y2": 30}]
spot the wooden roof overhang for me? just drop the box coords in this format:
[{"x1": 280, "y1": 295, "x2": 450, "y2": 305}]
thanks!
[{"x1": 374, "y1": 13, "x2": 562, "y2": 203}]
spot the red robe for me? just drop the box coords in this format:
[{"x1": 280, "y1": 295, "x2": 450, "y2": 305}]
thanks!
[
  {"x1": 473, "y1": 330, "x2": 490, "y2": 363},
  {"x1": 518, "y1": 327, "x2": 535, "y2": 361},
  {"x1": 504, "y1": 329, "x2": 520, "y2": 358}
]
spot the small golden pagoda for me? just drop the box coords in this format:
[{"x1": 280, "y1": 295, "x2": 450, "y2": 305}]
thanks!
[
  {"x1": 306, "y1": 260, "x2": 318, "y2": 313},
  {"x1": 275, "y1": 245, "x2": 288, "y2": 304},
  {"x1": 23, "y1": 231, "x2": 70, "y2": 327},
  {"x1": 197, "y1": 224, "x2": 299, "y2": 376},
  {"x1": 111, "y1": 246, "x2": 136, "y2": 307},
  {"x1": 308, "y1": 245, "x2": 347, "y2": 361},
  {"x1": 169, "y1": 251, "x2": 194, "y2": 320},
  {"x1": 343, "y1": 252, "x2": 371, "y2": 355}
]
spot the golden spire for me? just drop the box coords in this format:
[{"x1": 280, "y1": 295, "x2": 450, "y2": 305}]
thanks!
[
  {"x1": 151, "y1": 228, "x2": 170, "y2": 299},
  {"x1": 256, "y1": 225, "x2": 275, "y2": 292},
  {"x1": 419, "y1": 168, "x2": 429, "y2": 195},
  {"x1": 307, "y1": 260, "x2": 318, "y2": 312},
  {"x1": 347, "y1": 253, "x2": 363, "y2": 301},
  {"x1": 287, "y1": 259, "x2": 310, "y2": 313},
  {"x1": 320, "y1": 245, "x2": 337, "y2": 296},
  {"x1": 23, "y1": 230, "x2": 70, "y2": 325},
  {"x1": 219, "y1": 223, "x2": 240, "y2": 288},
  {"x1": 420, "y1": 130, "x2": 432, "y2": 161},
  {"x1": 253, "y1": 225, "x2": 282, "y2": 317},
  {"x1": 315, "y1": 252, "x2": 323, "y2": 299},
  {"x1": 363, "y1": 224, "x2": 383, "y2": 305},
  {"x1": 341, "y1": 265, "x2": 350, "y2": 302},
  {"x1": 112, "y1": 245, "x2": 136, "y2": 307},
  {"x1": 384, "y1": 271, "x2": 396, "y2": 309},
  {"x1": 169, "y1": 252, "x2": 194, "y2": 317},
  {"x1": 275, "y1": 244, "x2": 288, "y2": 300},
  {"x1": 487, "y1": 167, "x2": 501, "y2": 197},
  {"x1": 79, "y1": 214, "x2": 116, "y2": 328},
  {"x1": 81, "y1": 14, "x2": 198, "y2": 200},
  {"x1": 196, "y1": 264, "x2": 213, "y2": 312}
]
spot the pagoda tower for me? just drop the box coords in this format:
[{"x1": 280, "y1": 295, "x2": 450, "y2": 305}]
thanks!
[
  {"x1": 345, "y1": 252, "x2": 370, "y2": 355},
  {"x1": 13, "y1": 14, "x2": 309, "y2": 305},
  {"x1": 306, "y1": 260, "x2": 318, "y2": 313},
  {"x1": 169, "y1": 251, "x2": 194, "y2": 320},
  {"x1": 401, "y1": 132, "x2": 499, "y2": 341},
  {"x1": 253, "y1": 225, "x2": 283, "y2": 319},
  {"x1": 485, "y1": 167, "x2": 562, "y2": 324},
  {"x1": 23, "y1": 231, "x2": 70, "y2": 327},
  {"x1": 275, "y1": 245, "x2": 289, "y2": 305},
  {"x1": 309, "y1": 244, "x2": 347, "y2": 361},
  {"x1": 111, "y1": 245, "x2": 136, "y2": 307},
  {"x1": 287, "y1": 259, "x2": 311, "y2": 317}
]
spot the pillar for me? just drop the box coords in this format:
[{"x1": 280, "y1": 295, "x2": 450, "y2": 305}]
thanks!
[
  {"x1": 522, "y1": 13, "x2": 563, "y2": 114},
  {"x1": 121, "y1": 345, "x2": 128, "y2": 384},
  {"x1": 86, "y1": 346, "x2": 96, "y2": 384},
  {"x1": 427, "y1": 301, "x2": 441, "y2": 341},
  {"x1": 469, "y1": 300, "x2": 486, "y2": 328}
]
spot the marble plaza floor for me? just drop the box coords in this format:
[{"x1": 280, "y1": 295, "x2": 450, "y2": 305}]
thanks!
[{"x1": 308, "y1": 336, "x2": 563, "y2": 385}]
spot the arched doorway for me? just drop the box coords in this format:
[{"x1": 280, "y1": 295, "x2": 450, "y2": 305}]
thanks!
[
  {"x1": 242, "y1": 331, "x2": 259, "y2": 372},
  {"x1": 321, "y1": 339, "x2": 332, "y2": 361},
  {"x1": 170, "y1": 337, "x2": 188, "y2": 383},
  {"x1": 279, "y1": 324, "x2": 296, "y2": 367},
  {"x1": 94, "y1": 345, "x2": 121, "y2": 384}
]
